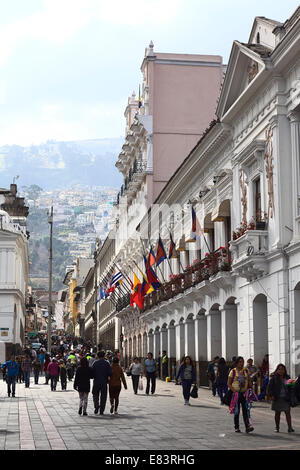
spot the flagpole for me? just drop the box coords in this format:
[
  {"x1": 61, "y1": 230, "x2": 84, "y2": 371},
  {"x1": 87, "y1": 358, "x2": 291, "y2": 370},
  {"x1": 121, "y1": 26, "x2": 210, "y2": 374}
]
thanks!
[{"x1": 113, "y1": 261, "x2": 132, "y2": 291}]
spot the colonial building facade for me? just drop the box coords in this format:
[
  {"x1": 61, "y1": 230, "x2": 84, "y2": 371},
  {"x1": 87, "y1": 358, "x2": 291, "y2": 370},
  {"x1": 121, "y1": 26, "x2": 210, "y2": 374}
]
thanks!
[
  {"x1": 0, "y1": 184, "x2": 29, "y2": 362},
  {"x1": 116, "y1": 10, "x2": 300, "y2": 382}
]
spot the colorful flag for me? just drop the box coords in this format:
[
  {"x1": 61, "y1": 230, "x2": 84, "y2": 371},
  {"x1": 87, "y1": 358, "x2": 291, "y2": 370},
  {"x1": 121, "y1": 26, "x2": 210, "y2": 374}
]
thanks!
[
  {"x1": 131, "y1": 272, "x2": 144, "y2": 309},
  {"x1": 98, "y1": 286, "x2": 107, "y2": 302},
  {"x1": 138, "y1": 85, "x2": 142, "y2": 109},
  {"x1": 111, "y1": 269, "x2": 123, "y2": 287},
  {"x1": 144, "y1": 255, "x2": 161, "y2": 290},
  {"x1": 148, "y1": 246, "x2": 156, "y2": 267},
  {"x1": 168, "y1": 232, "x2": 176, "y2": 259},
  {"x1": 187, "y1": 206, "x2": 203, "y2": 242},
  {"x1": 156, "y1": 236, "x2": 167, "y2": 266}
]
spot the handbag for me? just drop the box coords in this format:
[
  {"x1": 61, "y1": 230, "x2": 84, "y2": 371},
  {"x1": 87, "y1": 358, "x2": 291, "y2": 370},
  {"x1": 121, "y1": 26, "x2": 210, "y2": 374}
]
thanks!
[
  {"x1": 138, "y1": 379, "x2": 143, "y2": 391},
  {"x1": 126, "y1": 370, "x2": 132, "y2": 377},
  {"x1": 223, "y1": 389, "x2": 233, "y2": 406},
  {"x1": 190, "y1": 384, "x2": 198, "y2": 399}
]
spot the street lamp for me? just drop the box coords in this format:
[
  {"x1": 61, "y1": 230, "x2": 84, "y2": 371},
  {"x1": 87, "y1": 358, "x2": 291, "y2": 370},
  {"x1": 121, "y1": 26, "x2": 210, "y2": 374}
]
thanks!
[{"x1": 47, "y1": 206, "x2": 53, "y2": 354}]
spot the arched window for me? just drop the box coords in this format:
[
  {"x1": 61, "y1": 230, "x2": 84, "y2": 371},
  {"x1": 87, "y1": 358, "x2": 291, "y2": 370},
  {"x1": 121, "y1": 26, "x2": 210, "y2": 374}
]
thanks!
[{"x1": 256, "y1": 32, "x2": 260, "y2": 44}]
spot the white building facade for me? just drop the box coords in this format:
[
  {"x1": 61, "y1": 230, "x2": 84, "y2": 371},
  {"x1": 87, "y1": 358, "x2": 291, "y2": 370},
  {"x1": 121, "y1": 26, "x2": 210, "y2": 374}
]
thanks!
[
  {"x1": 0, "y1": 209, "x2": 29, "y2": 362},
  {"x1": 117, "y1": 10, "x2": 300, "y2": 381}
]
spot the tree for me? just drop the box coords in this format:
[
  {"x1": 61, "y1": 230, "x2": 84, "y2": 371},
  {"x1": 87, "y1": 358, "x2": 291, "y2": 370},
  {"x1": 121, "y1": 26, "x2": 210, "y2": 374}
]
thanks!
[{"x1": 26, "y1": 184, "x2": 43, "y2": 206}]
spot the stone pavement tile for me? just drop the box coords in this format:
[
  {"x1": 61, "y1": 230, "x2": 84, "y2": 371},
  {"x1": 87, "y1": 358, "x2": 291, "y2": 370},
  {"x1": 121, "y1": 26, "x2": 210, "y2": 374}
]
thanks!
[{"x1": 50, "y1": 439, "x2": 67, "y2": 450}]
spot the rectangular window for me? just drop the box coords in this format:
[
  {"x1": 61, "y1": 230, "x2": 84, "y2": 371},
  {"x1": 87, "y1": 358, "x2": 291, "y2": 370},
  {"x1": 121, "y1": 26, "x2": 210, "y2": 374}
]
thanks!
[{"x1": 254, "y1": 178, "x2": 261, "y2": 221}]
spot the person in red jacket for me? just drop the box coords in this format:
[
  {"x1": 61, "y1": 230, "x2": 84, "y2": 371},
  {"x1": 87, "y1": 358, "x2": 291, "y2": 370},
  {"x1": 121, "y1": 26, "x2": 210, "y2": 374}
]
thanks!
[{"x1": 47, "y1": 358, "x2": 59, "y2": 391}]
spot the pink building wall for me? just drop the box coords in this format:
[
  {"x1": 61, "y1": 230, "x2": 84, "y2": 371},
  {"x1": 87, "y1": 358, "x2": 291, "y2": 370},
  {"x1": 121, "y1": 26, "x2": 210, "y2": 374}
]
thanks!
[{"x1": 143, "y1": 52, "x2": 223, "y2": 204}]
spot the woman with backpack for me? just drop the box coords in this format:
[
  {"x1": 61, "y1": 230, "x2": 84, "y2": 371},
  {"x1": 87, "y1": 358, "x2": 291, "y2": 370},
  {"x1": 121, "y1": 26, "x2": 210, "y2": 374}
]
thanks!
[
  {"x1": 268, "y1": 364, "x2": 295, "y2": 433},
  {"x1": 176, "y1": 356, "x2": 197, "y2": 406},
  {"x1": 227, "y1": 356, "x2": 254, "y2": 433}
]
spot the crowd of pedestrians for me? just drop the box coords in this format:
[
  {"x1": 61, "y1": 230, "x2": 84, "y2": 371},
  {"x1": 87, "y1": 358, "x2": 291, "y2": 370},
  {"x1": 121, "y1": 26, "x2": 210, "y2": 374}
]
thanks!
[{"x1": 1, "y1": 333, "x2": 300, "y2": 434}]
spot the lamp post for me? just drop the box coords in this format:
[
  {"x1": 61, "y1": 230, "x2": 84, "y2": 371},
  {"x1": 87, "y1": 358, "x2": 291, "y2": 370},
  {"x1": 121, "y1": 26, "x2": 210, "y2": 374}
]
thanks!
[{"x1": 47, "y1": 206, "x2": 53, "y2": 354}]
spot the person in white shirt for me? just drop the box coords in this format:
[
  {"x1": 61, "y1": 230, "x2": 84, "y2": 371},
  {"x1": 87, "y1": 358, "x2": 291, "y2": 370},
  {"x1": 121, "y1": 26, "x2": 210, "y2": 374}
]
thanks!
[{"x1": 129, "y1": 357, "x2": 143, "y2": 394}]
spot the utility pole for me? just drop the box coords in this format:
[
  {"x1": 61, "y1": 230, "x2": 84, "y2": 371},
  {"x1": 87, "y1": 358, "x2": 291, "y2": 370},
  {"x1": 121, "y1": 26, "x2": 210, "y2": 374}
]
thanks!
[{"x1": 48, "y1": 206, "x2": 53, "y2": 354}]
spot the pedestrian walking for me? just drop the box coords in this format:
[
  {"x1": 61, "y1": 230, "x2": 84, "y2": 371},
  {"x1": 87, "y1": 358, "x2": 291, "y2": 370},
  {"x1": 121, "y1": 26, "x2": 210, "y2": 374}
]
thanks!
[
  {"x1": 268, "y1": 364, "x2": 295, "y2": 433},
  {"x1": 38, "y1": 350, "x2": 45, "y2": 376},
  {"x1": 162, "y1": 351, "x2": 168, "y2": 381},
  {"x1": 1, "y1": 355, "x2": 19, "y2": 397},
  {"x1": 48, "y1": 358, "x2": 59, "y2": 391},
  {"x1": 66, "y1": 359, "x2": 74, "y2": 381},
  {"x1": 206, "y1": 356, "x2": 219, "y2": 396},
  {"x1": 32, "y1": 357, "x2": 42, "y2": 384},
  {"x1": 92, "y1": 350, "x2": 112, "y2": 415},
  {"x1": 88, "y1": 354, "x2": 97, "y2": 368},
  {"x1": 144, "y1": 352, "x2": 158, "y2": 395},
  {"x1": 247, "y1": 358, "x2": 259, "y2": 395},
  {"x1": 227, "y1": 356, "x2": 254, "y2": 433},
  {"x1": 157, "y1": 351, "x2": 161, "y2": 379},
  {"x1": 16, "y1": 356, "x2": 23, "y2": 383},
  {"x1": 22, "y1": 354, "x2": 32, "y2": 388},
  {"x1": 129, "y1": 357, "x2": 143, "y2": 394},
  {"x1": 175, "y1": 356, "x2": 197, "y2": 405},
  {"x1": 109, "y1": 357, "x2": 127, "y2": 415},
  {"x1": 59, "y1": 360, "x2": 67, "y2": 390},
  {"x1": 68, "y1": 351, "x2": 77, "y2": 376},
  {"x1": 215, "y1": 357, "x2": 229, "y2": 405},
  {"x1": 44, "y1": 354, "x2": 51, "y2": 384},
  {"x1": 74, "y1": 357, "x2": 94, "y2": 415}
]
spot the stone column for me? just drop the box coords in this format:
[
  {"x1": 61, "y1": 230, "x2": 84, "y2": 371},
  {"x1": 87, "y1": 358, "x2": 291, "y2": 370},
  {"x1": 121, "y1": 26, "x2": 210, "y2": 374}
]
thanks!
[
  {"x1": 221, "y1": 305, "x2": 238, "y2": 361},
  {"x1": 167, "y1": 325, "x2": 176, "y2": 379},
  {"x1": 184, "y1": 318, "x2": 195, "y2": 358},
  {"x1": 175, "y1": 321, "x2": 185, "y2": 370},
  {"x1": 194, "y1": 314, "x2": 208, "y2": 385},
  {"x1": 288, "y1": 111, "x2": 300, "y2": 241},
  {"x1": 153, "y1": 329, "x2": 160, "y2": 360},
  {"x1": 148, "y1": 332, "x2": 154, "y2": 355},
  {"x1": 207, "y1": 310, "x2": 221, "y2": 361}
]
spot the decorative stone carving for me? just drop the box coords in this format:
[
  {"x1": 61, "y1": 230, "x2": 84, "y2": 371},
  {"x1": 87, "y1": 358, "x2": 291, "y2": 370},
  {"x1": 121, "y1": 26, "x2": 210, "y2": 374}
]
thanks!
[
  {"x1": 248, "y1": 61, "x2": 259, "y2": 84},
  {"x1": 239, "y1": 169, "x2": 248, "y2": 228},
  {"x1": 264, "y1": 126, "x2": 275, "y2": 219}
]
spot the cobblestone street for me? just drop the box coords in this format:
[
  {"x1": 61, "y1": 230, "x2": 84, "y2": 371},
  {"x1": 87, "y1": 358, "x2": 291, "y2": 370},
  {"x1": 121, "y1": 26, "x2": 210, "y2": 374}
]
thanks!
[{"x1": 0, "y1": 375, "x2": 300, "y2": 451}]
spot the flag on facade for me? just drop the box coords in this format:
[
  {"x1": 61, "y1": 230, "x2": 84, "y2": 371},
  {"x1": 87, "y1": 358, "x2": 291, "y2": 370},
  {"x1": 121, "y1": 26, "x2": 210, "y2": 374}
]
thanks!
[
  {"x1": 168, "y1": 232, "x2": 176, "y2": 259},
  {"x1": 98, "y1": 286, "x2": 108, "y2": 302},
  {"x1": 130, "y1": 272, "x2": 144, "y2": 309},
  {"x1": 187, "y1": 206, "x2": 203, "y2": 242},
  {"x1": 144, "y1": 255, "x2": 161, "y2": 290},
  {"x1": 111, "y1": 269, "x2": 123, "y2": 287},
  {"x1": 138, "y1": 85, "x2": 142, "y2": 109},
  {"x1": 156, "y1": 236, "x2": 167, "y2": 266},
  {"x1": 148, "y1": 246, "x2": 156, "y2": 267}
]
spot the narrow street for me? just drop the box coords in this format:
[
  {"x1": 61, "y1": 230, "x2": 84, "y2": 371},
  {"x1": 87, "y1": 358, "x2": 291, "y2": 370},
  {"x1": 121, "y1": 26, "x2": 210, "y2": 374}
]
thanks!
[{"x1": 0, "y1": 376, "x2": 299, "y2": 451}]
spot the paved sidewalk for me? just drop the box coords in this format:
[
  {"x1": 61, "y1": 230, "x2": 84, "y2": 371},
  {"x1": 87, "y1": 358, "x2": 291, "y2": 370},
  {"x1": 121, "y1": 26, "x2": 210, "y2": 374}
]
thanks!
[{"x1": 0, "y1": 375, "x2": 299, "y2": 450}]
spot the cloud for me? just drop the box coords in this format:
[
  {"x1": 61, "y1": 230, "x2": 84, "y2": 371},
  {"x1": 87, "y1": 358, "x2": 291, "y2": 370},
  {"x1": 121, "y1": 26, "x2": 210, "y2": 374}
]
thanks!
[
  {"x1": 0, "y1": 0, "x2": 184, "y2": 67},
  {"x1": 0, "y1": 100, "x2": 125, "y2": 146},
  {"x1": 97, "y1": 0, "x2": 183, "y2": 25}
]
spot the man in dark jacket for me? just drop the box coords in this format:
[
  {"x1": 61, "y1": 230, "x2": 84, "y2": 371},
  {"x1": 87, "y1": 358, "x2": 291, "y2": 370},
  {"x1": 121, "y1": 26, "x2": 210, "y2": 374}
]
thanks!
[{"x1": 92, "y1": 350, "x2": 112, "y2": 415}]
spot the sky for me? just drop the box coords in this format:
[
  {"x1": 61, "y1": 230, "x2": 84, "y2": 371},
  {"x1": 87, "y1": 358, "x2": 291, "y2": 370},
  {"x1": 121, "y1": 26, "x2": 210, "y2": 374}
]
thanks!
[{"x1": 0, "y1": 0, "x2": 298, "y2": 147}]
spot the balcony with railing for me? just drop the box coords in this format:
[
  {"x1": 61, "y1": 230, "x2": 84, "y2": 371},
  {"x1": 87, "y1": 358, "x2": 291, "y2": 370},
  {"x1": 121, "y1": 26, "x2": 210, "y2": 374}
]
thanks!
[
  {"x1": 230, "y1": 228, "x2": 269, "y2": 281},
  {"x1": 116, "y1": 247, "x2": 232, "y2": 316}
]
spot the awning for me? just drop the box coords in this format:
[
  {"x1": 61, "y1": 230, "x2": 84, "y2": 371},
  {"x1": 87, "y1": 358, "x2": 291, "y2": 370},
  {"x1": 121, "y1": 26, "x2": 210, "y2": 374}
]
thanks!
[
  {"x1": 211, "y1": 200, "x2": 231, "y2": 222},
  {"x1": 176, "y1": 234, "x2": 186, "y2": 252}
]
